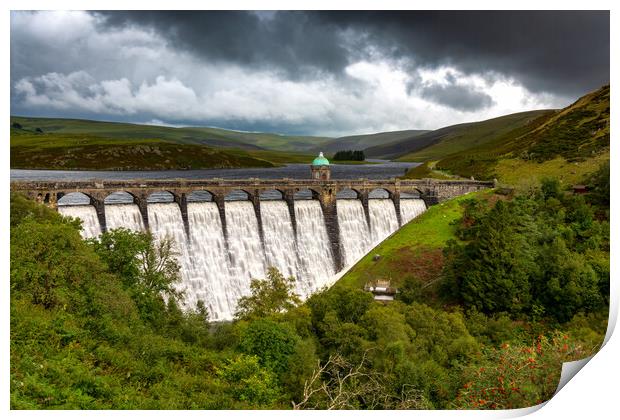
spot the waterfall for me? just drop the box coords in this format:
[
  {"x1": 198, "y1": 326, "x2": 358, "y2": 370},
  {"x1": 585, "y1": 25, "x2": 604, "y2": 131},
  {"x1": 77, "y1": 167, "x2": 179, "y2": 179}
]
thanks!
[
  {"x1": 294, "y1": 200, "x2": 335, "y2": 296},
  {"x1": 147, "y1": 203, "x2": 194, "y2": 304},
  {"x1": 337, "y1": 199, "x2": 372, "y2": 267},
  {"x1": 58, "y1": 205, "x2": 101, "y2": 238},
  {"x1": 225, "y1": 201, "x2": 266, "y2": 283},
  {"x1": 400, "y1": 199, "x2": 427, "y2": 224},
  {"x1": 368, "y1": 199, "x2": 400, "y2": 246},
  {"x1": 185, "y1": 202, "x2": 238, "y2": 321},
  {"x1": 64, "y1": 193, "x2": 413, "y2": 320},
  {"x1": 105, "y1": 204, "x2": 144, "y2": 231},
  {"x1": 260, "y1": 201, "x2": 299, "y2": 279}
]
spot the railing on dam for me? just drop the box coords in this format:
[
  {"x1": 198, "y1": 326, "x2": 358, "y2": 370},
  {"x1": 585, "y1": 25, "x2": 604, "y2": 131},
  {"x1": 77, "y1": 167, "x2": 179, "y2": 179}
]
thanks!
[{"x1": 10, "y1": 178, "x2": 494, "y2": 271}]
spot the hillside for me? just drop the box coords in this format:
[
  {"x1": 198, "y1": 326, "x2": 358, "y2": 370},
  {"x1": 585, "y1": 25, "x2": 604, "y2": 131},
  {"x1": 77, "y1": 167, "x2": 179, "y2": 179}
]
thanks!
[
  {"x1": 320, "y1": 129, "x2": 429, "y2": 154},
  {"x1": 10, "y1": 130, "x2": 314, "y2": 170},
  {"x1": 433, "y1": 85, "x2": 610, "y2": 184},
  {"x1": 10, "y1": 116, "x2": 332, "y2": 153},
  {"x1": 365, "y1": 110, "x2": 552, "y2": 160}
]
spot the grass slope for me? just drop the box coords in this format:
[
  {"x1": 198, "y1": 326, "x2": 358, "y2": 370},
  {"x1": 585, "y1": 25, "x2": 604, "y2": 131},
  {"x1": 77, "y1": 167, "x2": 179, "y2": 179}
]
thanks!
[
  {"x1": 321, "y1": 130, "x2": 429, "y2": 154},
  {"x1": 391, "y1": 110, "x2": 553, "y2": 162},
  {"x1": 10, "y1": 116, "x2": 331, "y2": 152},
  {"x1": 10, "y1": 130, "x2": 316, "y2": 170},
  {"x1": 434, "y1": 85, "x2": 610, "y2": 186},
  {"x1": 336, "y1": 190, "x2": 492, "y2": 294}
]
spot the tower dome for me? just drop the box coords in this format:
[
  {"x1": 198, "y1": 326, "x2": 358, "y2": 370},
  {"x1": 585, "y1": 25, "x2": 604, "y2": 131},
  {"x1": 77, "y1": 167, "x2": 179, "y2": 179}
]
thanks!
[
  {"x1": 312, "y1": 152, "x2": 330, "y2": 166},
  {"x1": 310, "y1": 152, "x2": 331, "y2": 180}
]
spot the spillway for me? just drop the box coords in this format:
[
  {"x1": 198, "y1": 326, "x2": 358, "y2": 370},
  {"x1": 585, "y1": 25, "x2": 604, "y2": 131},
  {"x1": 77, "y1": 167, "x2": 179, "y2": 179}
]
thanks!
[
  {"x1": 260, "y1": 200, "x2": 299, "y2": 280},
  {"x1": 105, "y1": 204, "x2": 144, "y2": 232},
  {"x1": 225, "y1": 201, "x2": 267, "y2": 283},
  {"x1": 58, "y1": 205, "x2": 102, "y2": 238},
  {"x1": 185, "y1": 202, "x2": 238, "y2": 320},
  {"x1": 147, "y1": 202, "x2": 195, "y2": 308},
  {"x1": 337, "y1": 199, "x2": 372, "y2": 267},
  {"x1": 400, "y1": 199, "x2": 427, "y2": 224},
  {"x1": 368, "y1": 199, "x2": 400, "y2": 246},
  {"x1": 55, "y1": 193, "x2": 430, "y2": 320},
  {"x1": 294, "y1": 200, "x2": 335, "y2": 297}
]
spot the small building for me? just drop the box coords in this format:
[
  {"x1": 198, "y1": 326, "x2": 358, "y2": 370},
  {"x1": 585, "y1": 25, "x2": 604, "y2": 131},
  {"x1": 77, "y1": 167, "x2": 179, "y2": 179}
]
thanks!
[
  {"x1": 364, "y1": 279, "x2": 398, "y2": 302},
  {"x1": 311, "y1": 152, "x2": 331, "y2": 180},
  {"x1": 572, "y1": 185, "x2": 588, "y2": 194}
]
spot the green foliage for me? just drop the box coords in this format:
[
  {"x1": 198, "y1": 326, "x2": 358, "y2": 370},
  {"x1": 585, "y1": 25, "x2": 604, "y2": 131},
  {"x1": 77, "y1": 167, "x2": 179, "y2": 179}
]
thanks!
[
  {"x1": 585, "y1": 160, "x2": 610, "y2": 210},
  {"x1": 332, "y1": 150, "x2": 366, "y2": 161},
  {"x1": 443, "y1": 181, "x2": 608, "y2": 322},
  {"x1": 10, "y1": 189, "x2": 608, "y2": 410},
  {"x1": 10, "y1": 193, "x2": 79, "y2": 229},
  {"x1": 234, "y1": 267, "x2": 301, "y2": 320},
  {"x1": 454, "y1": 333, "x2": 592, "y2": 409},
  {"x1": 401, "y1": 160, "x2": 453, "y2": 180},
  {"x1": 89, "y1": 228, "x2": 183, "y2": 326},
  {"x1": 238, "y1": 319, "x2": 300, "y2": 375},
  {"x1": 11, "y1": 217, "x2": 108, "y2": 310},
  {"x1": 216, "y1": 355, "x2": 280, "y2": 407}
]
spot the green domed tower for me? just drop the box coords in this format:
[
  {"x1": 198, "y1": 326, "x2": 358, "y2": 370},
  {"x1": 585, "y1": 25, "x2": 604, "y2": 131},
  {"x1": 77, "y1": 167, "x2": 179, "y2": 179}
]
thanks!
[{"x1": 311, "y1": 152, "x2": 331, "y2": 180}]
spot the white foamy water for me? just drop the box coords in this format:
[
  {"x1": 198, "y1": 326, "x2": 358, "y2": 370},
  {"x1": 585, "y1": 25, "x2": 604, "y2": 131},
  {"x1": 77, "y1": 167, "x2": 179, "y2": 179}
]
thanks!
[
  {"x1": 58, "y1": 205, "x2": 102, "y2": 238},
  {"x1": 62, "y1": 194, "x2": 415, "y2": 320},
  {"x1": 337, "y1": 199, "x2": 372, "y2": 267},
  {"x1": 147, "y1": 203, "x2": 194, "y2": 303},
  {"x1": 185, "y1": 202, "x2": 239, "y2": 321},
  {"x1": 294, "y1": 200, "x2": 336, "y2": 296},
  {"x1": 368, "y1": 199, "x2": 400, "y2": 246},
  {"x1": 260, "y1": 200, "x2": 299, "y2": 279},
  {"x1": 400, "y1": 199, "x2": 427, "y2": 224},
  {"x1": 105, "y1": 204, "x2": 144, "y2": 232},
  {"x1": 225, "y1": 201, "x2": 266, "y2": 282}
]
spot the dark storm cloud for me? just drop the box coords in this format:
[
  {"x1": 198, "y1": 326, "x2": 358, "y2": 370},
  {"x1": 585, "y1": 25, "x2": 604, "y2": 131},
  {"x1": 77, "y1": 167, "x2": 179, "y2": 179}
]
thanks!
[
  {"x1": 96, "y1": 10, "x2": 609, "y2": 97},
  {"x1": 420, "y1": 83, "x2": 494, "y2": 112},
  {"x1": 95, "y1": 11, "x2": 350, "y2": 78},
  {"x1": 320, "y1": 10, "x2": 610, "y2": 97}
]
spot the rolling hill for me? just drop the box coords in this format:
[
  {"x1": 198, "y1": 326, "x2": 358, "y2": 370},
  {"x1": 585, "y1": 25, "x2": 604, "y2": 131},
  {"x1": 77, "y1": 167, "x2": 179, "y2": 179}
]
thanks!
[
  {"x1": 403, "y1": 85, "x2": 610, "y2": 188},
  {"x1": 10, "y1": 116, "x2": 332, "y2": 152},
  {"x1": 364, "y1": 110, "x2": 553, "y2": 160},
  {"x1": 10, "y1": 128, "x2": 316, "y2": 171},
  {"x1": 320, "y1": 129, "x2": 429, "y2": 154}
]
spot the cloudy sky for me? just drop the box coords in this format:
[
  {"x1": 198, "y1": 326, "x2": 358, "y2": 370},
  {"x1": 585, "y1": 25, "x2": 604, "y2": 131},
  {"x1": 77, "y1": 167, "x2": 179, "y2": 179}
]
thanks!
[{"x1": 10, "y1": 10, "x2": 609, "y2": 136}]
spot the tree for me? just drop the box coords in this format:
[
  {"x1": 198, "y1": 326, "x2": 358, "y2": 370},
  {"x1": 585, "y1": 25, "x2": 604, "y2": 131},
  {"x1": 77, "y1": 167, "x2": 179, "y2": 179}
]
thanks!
[
  {"x1": 443, "y1": 200, "x2": 539, "y2": 314},
  {"x1": 238, "y1": 319, "x2": 300, "y2": 375},
  {"x1": 585, "y1": 160, "x2": 610, "y2": 210},
  {"x1": 216, "y1": 355, "x2": 280, "y2": 407},
  {"x1": 332, "y1": 150, "x2": 366, "y2": 161},
  {"x1": 234, "y1": 267, "x2": 301, "y2": 320},
  {"x1": 292, "y1": 351, "x2": 431, "y2": 409},
  {"x1": 90, "y1": 228, "x2": 182, "y2": 299}
]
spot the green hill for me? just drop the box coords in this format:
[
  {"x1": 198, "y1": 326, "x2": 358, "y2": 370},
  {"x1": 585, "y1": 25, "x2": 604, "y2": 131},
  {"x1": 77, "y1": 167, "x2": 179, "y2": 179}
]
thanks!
[
  {"x1": 10, "y1": 116, "x2": 332, "y2": 152},
  {"x1": 10, "y1": 129, "x2": 315, "y2": 171},
  {"x1": 433, "y1": 85, "x2": 610, "y2": 185},
  {"x1": 364, "y1": 110, "x2": 552, "y2": 160},
  {"x1": 320, "y1": 129, "x2": 429, "y2": 155}
]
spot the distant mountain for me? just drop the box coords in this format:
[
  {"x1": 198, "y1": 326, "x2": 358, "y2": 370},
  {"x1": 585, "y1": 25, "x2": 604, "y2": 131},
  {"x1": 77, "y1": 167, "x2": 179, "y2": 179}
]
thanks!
[
  {"x1": 9, "y1": 116, "x2": 332, "y2": 152},
  {"x1": 365, "y1": 110, "x2": 553, "y2": 160},
  {"x1": 319, "y1": 130, "x2": 429, "y2": 155}
]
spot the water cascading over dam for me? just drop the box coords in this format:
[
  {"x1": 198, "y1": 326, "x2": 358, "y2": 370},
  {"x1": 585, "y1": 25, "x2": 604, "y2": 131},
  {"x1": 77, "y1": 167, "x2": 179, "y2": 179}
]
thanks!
[
  {"x1": 58, "y1": 205, "x2": 102, "y2": 238},
  {"x1": 57, "y1": 194, "x2": 427, "y2": 320}
]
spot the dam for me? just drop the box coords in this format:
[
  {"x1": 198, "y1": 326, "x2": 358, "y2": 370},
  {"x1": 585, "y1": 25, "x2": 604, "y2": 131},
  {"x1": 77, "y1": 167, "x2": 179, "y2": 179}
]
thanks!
[{"x1": 11, "y1": 177, "x2": 493, "y2": 320}]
